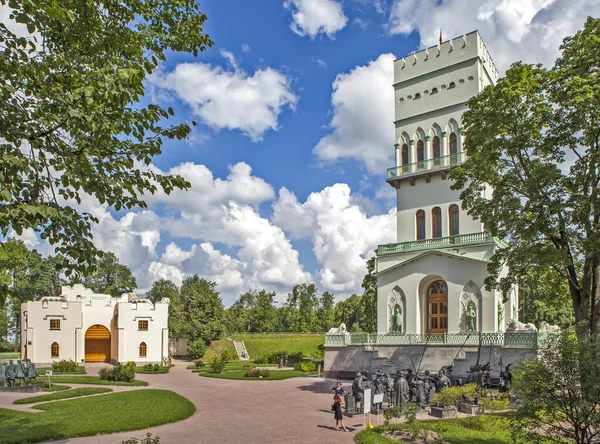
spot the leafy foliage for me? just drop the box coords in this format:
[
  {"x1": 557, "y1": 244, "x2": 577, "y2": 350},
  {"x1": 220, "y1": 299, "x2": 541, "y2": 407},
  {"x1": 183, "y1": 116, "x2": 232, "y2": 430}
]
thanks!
[
  {"x1": 80, "y1": 252, "x2": 136, "y2": 296},
  {"x1": 360, "y1": 256, "x2": 377, "y2": 333},
  {"x1": 186, "y1": 338, "x2": 206, "y2": 361},
  {"x1": 179, "y1": 275, "x2": 225, "y2": 344},
  {"x1": 51, "y1": 359, "x2": 79, "y2": 373},
  {"x1": 451, "y1": 17, "x2": 600, "y2": 334},
  {"x1": 244, "y1": 368, "x2": 270, "y2": 378},
  {"x1": 98, "y1": 364, "x2": 135, "y2": 382},
  {"x1": 0, "y1": 0, "x2": 212, "y2": 275},
  {"x1": 512, "y1": 334, "x2": 600, "y2": 444}
]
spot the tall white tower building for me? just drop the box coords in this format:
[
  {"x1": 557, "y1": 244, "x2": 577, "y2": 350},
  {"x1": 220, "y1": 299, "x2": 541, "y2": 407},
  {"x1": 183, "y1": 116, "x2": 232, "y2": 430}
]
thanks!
[{"x1": 376, "y1": 32, "x2": 518, "y2": 335}]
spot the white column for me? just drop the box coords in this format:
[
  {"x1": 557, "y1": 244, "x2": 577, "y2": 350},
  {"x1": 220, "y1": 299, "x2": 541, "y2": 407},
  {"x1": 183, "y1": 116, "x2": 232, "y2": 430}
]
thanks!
[
  {"x1": 457, "y1": 129, "x2": 464, "y2": 154},
  {"x1": 425, "y1": 136, "x2": 432, "y2": 169},
  {"x1": 441, "y1": 132, "x2": 448, "y2": 166},
  {"x1": 394, "y1": 143, "x2": 401, "y2": 168},
  {"x1": 409, "y1": 140, "x2": 416, "y2": 172}
]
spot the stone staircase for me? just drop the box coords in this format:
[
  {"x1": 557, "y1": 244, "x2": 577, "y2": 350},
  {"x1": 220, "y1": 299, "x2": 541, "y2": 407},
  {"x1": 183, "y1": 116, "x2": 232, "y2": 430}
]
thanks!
[{"x1": 232, "y1": 340, "x2": 249, "y2": 360}]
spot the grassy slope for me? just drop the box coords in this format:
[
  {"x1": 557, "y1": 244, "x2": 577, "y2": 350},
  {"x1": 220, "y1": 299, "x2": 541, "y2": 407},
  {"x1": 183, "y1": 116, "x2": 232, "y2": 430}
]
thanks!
[
  {"x1": 0, "y1": 389, "x2": 195, "y2": 443},
  {"x1": 14, "y1": 388, "x2": 112, "y2": 404},
  {"x1": 228, "y1": 334, "x2": 324, "y2": 360},
  {"x1": 51, "y1": 376, "x2": 148, "y2": 386}
]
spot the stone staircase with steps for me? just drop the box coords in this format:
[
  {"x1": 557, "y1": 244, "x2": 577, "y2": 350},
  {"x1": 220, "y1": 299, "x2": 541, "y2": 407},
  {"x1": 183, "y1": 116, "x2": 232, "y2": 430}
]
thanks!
[{"x1": 232, "y1": 340, "x2": 249, "y2": 360}]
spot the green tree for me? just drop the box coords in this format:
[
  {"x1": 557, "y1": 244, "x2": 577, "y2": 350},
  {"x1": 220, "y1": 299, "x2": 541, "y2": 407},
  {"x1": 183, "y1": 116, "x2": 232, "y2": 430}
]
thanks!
[
  {"x1": 147, "y1": 279, "x2": 183, "y2": 337},
  {"x1": 283, "y1": 283, "x2": 319, "y2": 332},
  {"x1": 360, "y1": 257, "x2": 377, "y2": 333},
  {"x1": 317, "y1": 291, "x2": 335, "y2": 332},
  {"x1": 179, "y1": 275, "x2": 224, "y2": 344},
  {"x1": 512, "y1": 334, "x2": 600, "y2": 444},
  {"x1": 333, "y1": 294, "x2": 363, "y2": 332},
  {"x1": 520, "y1": 267, "x2": 574, "y2": 328},
  {"x1": 0, "y1": 0, "x2": 212, "y2": 275},
  {"x1": 250, "y1": 290, "x2": 278, "y2": 333},
  {"x1": 451, "y1": 17, "x2": 600, "y2": 335},
  {"x1": 81, "y1": 252, "x2": 136, "y2": 297}
]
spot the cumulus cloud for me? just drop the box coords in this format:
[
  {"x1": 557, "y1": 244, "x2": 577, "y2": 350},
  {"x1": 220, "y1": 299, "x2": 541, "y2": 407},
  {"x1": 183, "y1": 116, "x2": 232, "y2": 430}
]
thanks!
[
  {"x1": 272, "y1": 184, "x2": 396, "y2": 292},
  {"x1": 152, "y1": 54, "x2": 297, "y2": 142},
  {"x1": 387, "y1": 0, "x2": 600, "y2": 72},
  {"x1": 313, "y1": 53, "x2": 396, "y2": 174},
  {"x1": 284, "y1": 0, "x2": 348, "y2": 39}
]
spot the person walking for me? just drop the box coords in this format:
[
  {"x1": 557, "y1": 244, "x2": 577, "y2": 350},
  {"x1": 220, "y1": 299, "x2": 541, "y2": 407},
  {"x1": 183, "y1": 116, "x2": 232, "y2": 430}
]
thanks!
[
  {"x1": 332, "y1": 394, "x2": 348, "y2": 431},
  {"x1": 331, "y1": 381, "x2": 345, "y2": 397}
]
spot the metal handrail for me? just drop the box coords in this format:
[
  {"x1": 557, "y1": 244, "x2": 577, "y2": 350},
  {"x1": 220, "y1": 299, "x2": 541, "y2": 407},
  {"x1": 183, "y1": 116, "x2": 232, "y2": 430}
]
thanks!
[{"x1": 387, "y1": 151, "x2": 466, "y2": 179}]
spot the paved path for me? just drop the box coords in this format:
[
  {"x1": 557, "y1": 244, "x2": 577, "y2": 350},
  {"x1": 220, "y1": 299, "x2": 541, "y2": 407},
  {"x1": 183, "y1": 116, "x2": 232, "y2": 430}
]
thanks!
[{"x1": 1, "y1": 360, "x2": 360, "y2": 444}]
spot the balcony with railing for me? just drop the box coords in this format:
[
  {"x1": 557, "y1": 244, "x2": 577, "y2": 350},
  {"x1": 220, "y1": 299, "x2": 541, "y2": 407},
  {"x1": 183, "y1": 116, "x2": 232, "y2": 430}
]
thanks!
[
  {"x1": 387, "y1": 151, "x2": 466, "y2": 181},
  {"x1": 377, "y1": 232, "x2": 497, "y2": 256}
]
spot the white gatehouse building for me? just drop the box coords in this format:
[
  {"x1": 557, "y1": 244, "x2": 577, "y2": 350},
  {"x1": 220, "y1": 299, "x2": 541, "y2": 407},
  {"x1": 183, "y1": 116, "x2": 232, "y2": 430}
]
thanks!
[{"x1": 21, "y1": 284, "x2": 169, "y2": 365}]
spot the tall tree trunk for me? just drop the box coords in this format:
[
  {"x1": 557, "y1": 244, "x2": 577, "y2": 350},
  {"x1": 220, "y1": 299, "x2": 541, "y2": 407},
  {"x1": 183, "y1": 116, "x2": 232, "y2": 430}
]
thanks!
[{"x1": 590, "y1": 253, "x2": 600, "y2": 336}]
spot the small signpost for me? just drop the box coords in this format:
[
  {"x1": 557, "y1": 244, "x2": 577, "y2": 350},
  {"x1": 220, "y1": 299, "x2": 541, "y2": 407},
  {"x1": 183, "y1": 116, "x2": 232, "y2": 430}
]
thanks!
[
  {"x1": 46, "y1": 370, "x2": 52, "y2": 388},
  {"x1": 363, "y1": 388, "x2": 372, "y2": 428},
  {"x1": 373, "y1": 393, "x2": 384, "y2": 425}
]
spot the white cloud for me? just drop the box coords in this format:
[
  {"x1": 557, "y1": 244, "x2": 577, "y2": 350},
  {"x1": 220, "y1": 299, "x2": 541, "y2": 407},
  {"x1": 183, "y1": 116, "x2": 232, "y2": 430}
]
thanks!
[
  {"x1": 241, "y1": 43, "x2": 251, "y2": 53},
  {"x1": 283, "y1": 0, "x2": 348, "y2": 39},
  {"x1": 313, "y1": 53, "x2": 396, "y2": 174},
  {"x1": 272, "y1": 184, "x2": 396, "y2": 292},
  {"x1": 387, "y1": 0, "x2": 600, "y2": 73},
  {"x1": 152, "y1": 55, "x2": 297, "y2": 142}
]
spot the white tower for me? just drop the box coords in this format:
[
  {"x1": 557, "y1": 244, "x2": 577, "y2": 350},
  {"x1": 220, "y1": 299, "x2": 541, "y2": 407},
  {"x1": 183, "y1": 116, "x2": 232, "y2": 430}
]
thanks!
[{"x1": 376, "y1": 32, "x2": 517, "y2": 335}]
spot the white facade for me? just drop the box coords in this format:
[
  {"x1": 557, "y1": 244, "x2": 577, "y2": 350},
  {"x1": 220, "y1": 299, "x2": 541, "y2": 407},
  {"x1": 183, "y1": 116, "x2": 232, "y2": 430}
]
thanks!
[
  {"x1": 376, "y1": 31, "x2": 518, "y2": 335},
  {"x1": 21, "y1": 284, "x2": 169, "y2": 365}
]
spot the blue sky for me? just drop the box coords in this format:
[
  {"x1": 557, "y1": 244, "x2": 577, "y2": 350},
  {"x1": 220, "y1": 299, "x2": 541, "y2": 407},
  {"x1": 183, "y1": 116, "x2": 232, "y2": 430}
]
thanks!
[{"x1": 6, "y1": 0, "x2": 599, "y2": 306}]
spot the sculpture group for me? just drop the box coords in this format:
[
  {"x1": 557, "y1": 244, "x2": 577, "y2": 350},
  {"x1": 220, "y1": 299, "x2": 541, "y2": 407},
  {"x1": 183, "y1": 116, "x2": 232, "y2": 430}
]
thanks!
[{"x1": 0, "y1": 359, "x2": 40, "y2": 388}]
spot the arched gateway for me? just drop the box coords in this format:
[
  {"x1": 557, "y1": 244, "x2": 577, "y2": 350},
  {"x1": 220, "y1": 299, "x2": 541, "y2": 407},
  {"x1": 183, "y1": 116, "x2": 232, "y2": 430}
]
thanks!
[{"x1": 85, "y1": 324, "x2": 111, "y2": 363}]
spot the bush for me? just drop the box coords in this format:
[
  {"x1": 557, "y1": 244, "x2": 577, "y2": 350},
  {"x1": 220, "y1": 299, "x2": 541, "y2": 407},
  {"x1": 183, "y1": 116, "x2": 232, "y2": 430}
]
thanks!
[
  {"x1": 194, "y1": 359, "x2": 204, "y2": 368},
  {"x1": 244, "y1": 368, "x2": 270, "y2": 378},
  {"x1": 187, "y1": 339, "x2": 207, "y2": 360},
  {"x1": 51, "y1": 359, "x2": 78, "y2": 373},
  {"x1": 0, "y1": 340, "x2": 14, "y2": 352},
  {"x1": 209, "y1": 360, "x2": 226, "y2": 374},
  {"x1": 99, "y1": 364, "x2": 135, "y2": 382},
  {"x1": 220, "y1": 348, "x2": 238, "y2": 362},
  {"x1": 254, "y1": 356, "x2": 269, "y2": 364},
  {"x1": 122, "y1": 432, "x2": 161, "y2": 444},
  {"x1": 295, "y1": 361, "x2": 316, "y2": 372},
  {"x1": 142, "y1": 364, "x2": 161, "y2": 373},
  {"x1": 126, "y1": 361, "x2": 137, "y2": 367},
  {"x1": 432, "y1": 386, "x2": 463, "y2": 408}
]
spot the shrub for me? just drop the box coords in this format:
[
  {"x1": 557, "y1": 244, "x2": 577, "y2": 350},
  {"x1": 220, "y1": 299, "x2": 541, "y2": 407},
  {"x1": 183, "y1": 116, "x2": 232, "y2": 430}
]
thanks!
[
  {"x1": 51, "y1": 359, "x2": 78, "y2": 373},
  {"x1": 209, "y1": 360, "x2": 226, "y2": 374},
  {"x1": 432, "y1": 386, "x2": 463, "y2": 408},
  {"x1": 194, "y1": 359, "x2": 204, "y2": 368},
  {"x1": 126, "y1": 361, "x2": 137, "y2": 367},
  {"x1": 0, "y1": 340, "x2": 14, "y2": 352},
  {"x1": 296, "y1": 361, "x2": 316, "y2": 372},
  {"x1": 122, "y1": 432, "x2": 160, "y2": 444},
  {"x1": 142, "y1": 363, "x2": 161, "y2": 373},
  {"x1": 254, "y1": 356, "x2": 269, "y2": 364},
  {"x1": 244, "y1": 368, "x2": 270, "y2": 378},
  {"x1": 220, "y1": 348, "x2": 238, "y2": 362},
  {"x1": 99, "y1": 364, "x2": 135, "y2": 382},
  {"x1": 187, "y1": 339, "x2": 207, "y2": 360}
]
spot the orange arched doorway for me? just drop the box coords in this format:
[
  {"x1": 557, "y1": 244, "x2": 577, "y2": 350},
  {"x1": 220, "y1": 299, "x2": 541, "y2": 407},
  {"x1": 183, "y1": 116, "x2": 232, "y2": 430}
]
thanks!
[
  {"x1": 85, "y1": 325, "x2": 111, "y2": 363},
  {"x1": 427, "y1": 280, "x2": 448, "y2": 333}
]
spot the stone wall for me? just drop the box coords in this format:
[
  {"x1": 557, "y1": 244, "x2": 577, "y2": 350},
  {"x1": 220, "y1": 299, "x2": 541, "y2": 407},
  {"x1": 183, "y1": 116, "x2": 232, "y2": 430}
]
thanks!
[
  {"x1": 324, "y1": 343, "x2": 535, "y2": 380},
  {"x1": 169, "y1": 338, "x2": 189, "y2": 357}
]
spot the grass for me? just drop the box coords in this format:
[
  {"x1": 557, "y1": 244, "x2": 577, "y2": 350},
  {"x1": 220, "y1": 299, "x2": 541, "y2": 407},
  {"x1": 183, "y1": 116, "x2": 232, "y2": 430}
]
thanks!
[
  {"x1": 50, "y1": 376, "x2": 148, "y2": 386},
  {"x1": 189, "y1": 360, "x2": 276, "y2": 372},
  {"x1": 229, "y1": 334, "x2": 324, "y2": 361},
  {"x1": 14, "y1": 388, "x2": 113, "y2": 404},
  {"x1": 38, "y1": 366, "x2": 87, "y2": 375},
  {"x1": 0, "y1": 389, "x2": 195, "y2": 443},
  {"x1": 42, "y1": 384, "x2": 71, "y2": 392},
  {"x1": 197, "y1": 369, "x2": 309, "y2": 380},
  {"x1": 0, "y1": 352, "x2": 19, "y2": 359},
  {"x1": 355, "y1": 414, "x2": 557, "y2": 444}
]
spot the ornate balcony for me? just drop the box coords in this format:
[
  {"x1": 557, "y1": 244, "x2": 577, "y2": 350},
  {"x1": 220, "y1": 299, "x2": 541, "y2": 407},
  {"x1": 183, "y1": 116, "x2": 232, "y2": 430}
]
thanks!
[
  {"x1": 377, "y1": 232, "x2": 498, "y2": 256},
  {"x1": 386, "y1": 152, "x2": 466, "y2": 187}
]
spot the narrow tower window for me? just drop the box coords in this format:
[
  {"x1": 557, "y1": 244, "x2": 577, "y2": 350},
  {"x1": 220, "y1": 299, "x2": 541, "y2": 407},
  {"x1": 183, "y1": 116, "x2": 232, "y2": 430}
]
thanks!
[
  {"x1": 417, "y1": 140, "x2": 425, "y2": 169},
  {"x1": 449, "y1": 204, "x2": 459, "y2": 235},
  {"x1": 416, "y1": 210, "x2": 426, "y2": 240},
  {"x1": 51, "y1": 342, "x2": 59, "y2": 358},
  {"x1": 401, "y1": 144, "x2": 409, "y2": 172},
  {"x1": 139, "y1": 342, "x2": 147, "y2": 358},
  {"x1": 432, "y1": 136, "x2": 441, "y2": 165},
  {"x1": 449, "y1": 132, "x2": 458, "y2": 164},
  {"x1": 432, "y1": 207, "x2": 442, "y2": 238}
]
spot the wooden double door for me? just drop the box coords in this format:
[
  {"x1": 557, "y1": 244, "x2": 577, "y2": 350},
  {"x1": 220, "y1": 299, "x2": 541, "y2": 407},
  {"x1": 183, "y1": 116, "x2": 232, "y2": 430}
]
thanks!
[
  {"x1": 427, "y1": 280, "x2": 448, "y2": 333},
  {"x1": 85, "y1": 325, "x2": 111, "y2": 363}
]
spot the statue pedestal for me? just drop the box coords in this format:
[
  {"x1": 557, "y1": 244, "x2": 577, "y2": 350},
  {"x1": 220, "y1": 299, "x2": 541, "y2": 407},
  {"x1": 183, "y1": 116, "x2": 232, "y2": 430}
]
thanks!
[{"x1": 0, "y1": 383, "x2": 42, "y2": 393}]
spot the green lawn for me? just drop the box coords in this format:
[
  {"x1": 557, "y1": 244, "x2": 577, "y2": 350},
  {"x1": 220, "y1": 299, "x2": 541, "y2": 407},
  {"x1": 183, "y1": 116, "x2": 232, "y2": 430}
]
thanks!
[
  {"x1": 42, "y1": 384, "x2": 71, "y2": 392},
  {"x1": 134, "y1": 366, "x2": 170, "y2": 374},
  {"x1": 189, "y1": 360, "x2": 276, "y2": 372},
  {"x1": 50, "y1": 376, "x2": 148, "y2": 386},
  {"x1": 0, "y1": 389, "x2": 195, "y2": 443},
  {"x1": 0, "y1": 352, "x2": 19, "y2": 359},
  {"x1": 14, "y1": 388, "x2": 113, "y2": 404},
  {"x1": 229, "y1": 334, "x2": 324, "y2": 361},
  {"x1": 197, "y1": 369, "x2": 309, "y2": 380},
  {"x1": 355, "y1": 415, "x2": 556, "y2": 444},
  {"x1": 38, "y1": 366, "x2": 87, "y2": 375}
]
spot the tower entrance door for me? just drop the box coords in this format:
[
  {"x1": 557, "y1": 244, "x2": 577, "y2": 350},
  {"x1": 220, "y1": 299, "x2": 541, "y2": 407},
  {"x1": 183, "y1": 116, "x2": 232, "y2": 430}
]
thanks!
[
  {"x1": 85, "y1": 325, "x2": 111, "y2": 363},
  {"x1": 427, "y1": 280, "x2": 448, "y2": 333}
]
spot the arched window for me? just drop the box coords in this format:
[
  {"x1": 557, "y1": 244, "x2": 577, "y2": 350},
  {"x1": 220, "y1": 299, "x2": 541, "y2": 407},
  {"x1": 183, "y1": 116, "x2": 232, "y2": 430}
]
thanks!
[
  {"x1": 449, "y1": 132, "x2": 458, "y2": 164},
  {"x1": 432, "y1": 136, "x2": 440, "y2": 165},
  {"x1": 431, "y1": 87, "x2": 438, "y2": 94},
  {"x1": 416, "y1": 140, "x2": 424, "y2": 169},
  {"x1": 449, "y1": 204, "x2": 459, "y2": 236},
  {"x1": 432, "y1": 207, "x2": 442, "y2": 238},
  {"x1": 448, "y1": 82, "x2": 456, "y2": 89},
  {"x1": 139, "y1": 342, "x2": 147, "y2": 358},
  {"x1": 51, "y1": 342, "x2": 59, "y2": 358},
  {"x1": 401, "y1": 144, "x2": 409, "y2": 172},
  {"x1": 414, "y1": 93, "x2": 421, "y2": 99},
  {"x1": 416, "y1": 210, "x2": 426, "y2": 240}
]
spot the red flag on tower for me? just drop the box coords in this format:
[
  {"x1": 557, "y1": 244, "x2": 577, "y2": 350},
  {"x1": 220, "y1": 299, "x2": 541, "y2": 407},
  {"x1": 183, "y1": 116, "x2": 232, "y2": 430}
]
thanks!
[{"x1": 439, "y1": 29, "x2": 443, "y2": 44}]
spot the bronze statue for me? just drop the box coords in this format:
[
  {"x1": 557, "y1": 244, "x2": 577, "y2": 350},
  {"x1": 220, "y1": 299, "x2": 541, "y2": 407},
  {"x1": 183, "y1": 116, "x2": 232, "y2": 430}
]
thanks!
[
  {"x1": 466, "y1": 302, "x2": 477, "y2": 332},
  {"x1": 393, "y1": 307, "x2": 402, "y2": 333},
  {"x1": 6, "y1": 360, "x2": 15, "y2": 387},
  {"x1": 26, "y1": 359, "x2": 40, "y2": 385},
  {"x1": 384, "y1": 372, "x2": 394, "y2": 406},
  {"x1": 436, "y1": 368, "x2": 451, "y2": 392},
  {"x1": 0, "y1": 361, "x2": 6, "y2": 387},
  {"x1": 352, "y1": 371, "x2": 368, "y2": 410},
  {"x1": 15, "y1": 360, "x2": 26, "y2": 386},
  {"x1": 393, "y1": 371, "x2": 410, "y2": 408}
]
